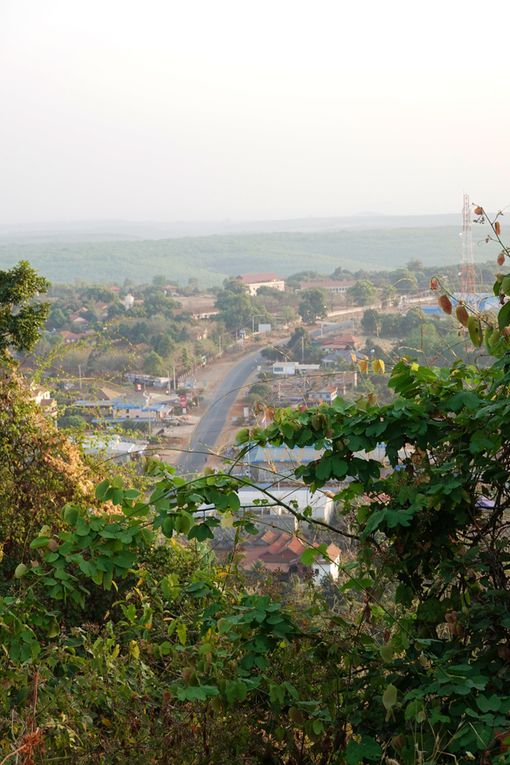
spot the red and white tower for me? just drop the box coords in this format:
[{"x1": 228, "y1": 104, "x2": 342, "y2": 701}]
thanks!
[{"x1": 460, "y1": 193, "x2": 477, "y2": 298}]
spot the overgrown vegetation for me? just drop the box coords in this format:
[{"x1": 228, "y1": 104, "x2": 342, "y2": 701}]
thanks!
[{"x1": 2, "y1": 253, "x2": 510, "y2": 763}]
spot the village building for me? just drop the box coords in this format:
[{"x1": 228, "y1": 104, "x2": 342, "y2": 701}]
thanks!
[
  {"x1": 29, "y1": 385, "x2": 58, "y2": 417},
  {"x1": 319, "y1": 333, "x2": 360, "y2": 352},
  {"x1": 237, "y1": 272, "x2": 285, "y2": 296},
  {"x1": 271, "y1": 362, "x2": 321, "y2": 376},
  {"x1": 81, "y1": 434, "x2": 147, "y2": 464},
  {"x1": 298, "y1": 278, "x2": 355, "y2": 295}
]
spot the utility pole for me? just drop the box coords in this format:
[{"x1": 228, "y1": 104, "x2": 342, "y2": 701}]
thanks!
[
  {"x1": 172, "y1": 364, "x2": 177, "y2": 391},
  {"x1": 78, "y1": 363, "x2": 82, "y2": 391}
]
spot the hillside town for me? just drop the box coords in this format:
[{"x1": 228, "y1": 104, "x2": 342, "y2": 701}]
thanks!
[{"x1": 23, "y1": 259, "x2": 496, "y2": 577}]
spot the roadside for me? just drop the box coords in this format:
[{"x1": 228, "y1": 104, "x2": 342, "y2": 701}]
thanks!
[{"x1": 157, "y1": 342, "x2": 266, "y2": 468}]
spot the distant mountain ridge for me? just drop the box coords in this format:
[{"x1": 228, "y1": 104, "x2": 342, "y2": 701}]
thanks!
[
  {"x1": 0, "y1": 217, "x2": 498, "y2": 287},
  {"x1": 0, "y1": 213, "x2": 466, "y2": 244}
]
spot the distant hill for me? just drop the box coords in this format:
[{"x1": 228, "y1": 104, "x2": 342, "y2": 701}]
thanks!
[
  {"x1": 0, "y1": 220, "x2": 499, "y2": 286},
  {"x1": 0, "y1": 213, "x2": 466, "y2": 243}
]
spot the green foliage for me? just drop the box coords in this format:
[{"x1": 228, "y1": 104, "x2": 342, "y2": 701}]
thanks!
[
  {"x1": 361, "y1": 307, "x2": 379, "y2": 335},
  {"x1": 298, "y1": 288, "x2": 328, "y2": 323},
  {"x1": 143, "y1": 350, "x2": 165, "y2": 375},
  {"x1": 2, "y1": 347, "x2": 510, "y2": 762},
  {"x1": 0, "y1": 373, "x2": 96, "y2": 563},
  {"x1": 346, "y1": 279, "x2": 377, "y2": 306},
  {"x1": 215, "y1": 278, "x2": 269, "y2": 332},
  {"x1": 0, "y1": 260, "x2": 49, "y2": 356},
  {"x1": 1, "y1": 225, "x2": 498, "y2": 285}
]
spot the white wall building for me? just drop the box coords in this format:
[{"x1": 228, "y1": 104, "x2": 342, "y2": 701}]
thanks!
[{"x1": 238, "y1": 273, "x2": 285, "y2": 295}]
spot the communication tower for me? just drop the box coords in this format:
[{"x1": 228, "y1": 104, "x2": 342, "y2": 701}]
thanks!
[{"x1": 460, "y1": 193, "x2": 477, "y2": 298}]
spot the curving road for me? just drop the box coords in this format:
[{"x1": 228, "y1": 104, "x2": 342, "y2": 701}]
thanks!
[
  {"x1": 176, "y1": 319, "x2": 354, "y2": 476},
  {"x1": 178, "y1": 348, "x2": 264, "y2": 476}
]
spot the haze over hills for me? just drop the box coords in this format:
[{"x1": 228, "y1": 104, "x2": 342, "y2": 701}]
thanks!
[
  {"x1": 0, "y1": 213, "x2": 469, "y2": 243},
  {"x1": 0, "y1": 215, "x2": 498, "y2": 286}
]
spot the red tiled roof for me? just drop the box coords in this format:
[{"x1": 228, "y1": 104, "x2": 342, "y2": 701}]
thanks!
[
  {"x1": 287, "y1": 537, "x2": 307, "y2": 555},
  {"x1": 259, "y1": 547, "x2": 298, "y2": 564},
  {"x1": 265, "y1": 533, "x2": 290, "y2": 555},
  {"x1": 326, "y1": 543, "x2": 341, "y2": 560},
  {"x1": 238, "y1": 273, "x2": 281, "y2": 284}
]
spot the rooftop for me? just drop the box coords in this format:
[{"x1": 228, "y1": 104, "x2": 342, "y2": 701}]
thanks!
[
  {"x1": 238, "y1": 272, "x2": 282, "y2": 284},
  {"x1": 249, "y1": 445, "x2": 323, "y2": 464}
]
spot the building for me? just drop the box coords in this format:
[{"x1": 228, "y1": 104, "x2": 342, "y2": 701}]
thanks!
[
  {"x1": 236, "y1": 487, "x2": 334, "y2": 523},
  {"x1": 82, "y1": 435, "x2": 147, "y2": 464},
  {"x1": 238, "y1": 532, "x2": 341, "y2": 581},
  {"x1": 125, "y1": 373, "x2": 171, "y2": 389},
  {"x1": 237, "y1": 273, "x2": 285, "y2": 296},
  {"x1": 111, "y1": 401, "x2": 173, "y2": 421},
  {"x1": 272, "y1": 362, "x2": 321, "y2": 376},
  {"x1": 298, "y1": 279, "x2": 355, "y2": 295},
  {"x1": 29, "y1": 385, "x2": 57, "y2": 417},
  {"x1": 308, "y1": 386, "x2": 338, "y2": 404},
  {"x1": 247, "y1": 445, "x2": 324, "y2": 482},
  {"x1": 319, "y1": 334, "x2": 360, "y2": 352}
]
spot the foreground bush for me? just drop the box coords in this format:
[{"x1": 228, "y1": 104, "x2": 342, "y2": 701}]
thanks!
[{"x1": 1, "y1": 357, "x2": 510, "y2": 763}]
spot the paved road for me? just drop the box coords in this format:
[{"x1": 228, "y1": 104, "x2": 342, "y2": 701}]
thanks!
[
  {"x1": 178, "y1": 348, "x2": 264, "y2": 476},
  {"x1": 176, "y1": 317, "x2": 363, "y2": 475}
]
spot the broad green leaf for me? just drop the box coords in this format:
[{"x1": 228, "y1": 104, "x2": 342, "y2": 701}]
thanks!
[
  {"x1": 95, "y1": 479, "x2": 110, "y2": 500},
  {"x1": 498, "y1": 300, "x2": 510, "y2": 329},
  {"x1": 29, "y1": 536, "x2": 50, "y2": 549},
  {"x1": 188, "y1": 523, "x2": 214, "y2": 541},
  {"x1": 382, "y1": 684, "x2": 398, "y2": 710},
  {"x1": 176, "y1": 623, "x2": 187, "y2": 646},
  {"x1": 345, "y1": 737, "x2": 382, "y2": 764}
]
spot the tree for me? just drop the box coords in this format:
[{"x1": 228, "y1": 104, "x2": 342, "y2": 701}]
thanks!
[
  {"x1": 215, "y1": 278, "x2": 265, "y2": 332},
  {"x1": 361, "y1": 308, "x2": 380, "y2": 335},
  {"x1": 152, "y1": 332, "x2": 175, "y2": 357},
  {"x1": 346, "y1": 279, "x2": 376, "y2": 306},
  {"x1": 330, "y1": 266, "x2": 353, "y2": 280},
  {"x1": 298, "y1": 288, "x2": 327, "y2": 323},
  {"x1": 392, "y1": 268, "x2": 418, "y2": 293},
  {"x1": 0, "y1": 261, "x2": 49, "y2": 357},
  {"x1": 0, "y1": 373, "x2": 95, "y2": 562},
  {"x1": 285, "y1": 270, "x2": 318, "y2": 289},
  {"x1": 143, "y1": 351, "x2": 164, "y2": 375},
  {"x1": 284, "y1": 327, "x2": 323, "y2": 363}
]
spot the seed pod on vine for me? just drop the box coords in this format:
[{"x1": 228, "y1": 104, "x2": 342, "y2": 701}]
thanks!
[
  {"x1": 497, "y1": 252, "x2": 505, "y2": 266},
  {"x1": 467, "y1": 316, "x2": 483, "y2": 347},
  {"x1": 438, "y1": 294, "x2": 452, "y2": 315},
  {"x1": 495, "y1": 221, "x2": 502, "y2": 236},
  {"x1": 430, "y1": 277, "x2": 439, "y2": 290},
  {"x1": 474, "y1": 206, "x2": 483, "y2": 215},
  {"x1": 455, "y1": 303, "x2": 469, "y2": 327}
]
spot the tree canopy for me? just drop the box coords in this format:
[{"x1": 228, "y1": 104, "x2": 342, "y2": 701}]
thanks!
[
  {"x1": 298, "y1": 287, "x2": 328, "y2": 323},
  {"x1": 0, "y1": 260, "x2": 49, "y2": 357}
]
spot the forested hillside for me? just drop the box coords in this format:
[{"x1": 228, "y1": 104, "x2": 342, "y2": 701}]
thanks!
[{"x1": 0, "y1": 225, "x2": 499, "y2": 285}]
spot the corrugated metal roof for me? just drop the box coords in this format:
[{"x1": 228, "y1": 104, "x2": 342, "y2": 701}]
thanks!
[{"x1": 250, "y1": 446, "x2": 323, "y2": 464}]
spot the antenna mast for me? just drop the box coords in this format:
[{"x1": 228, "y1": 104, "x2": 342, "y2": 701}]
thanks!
[{"x1": 460, "y1": 193, "x2": 477, "y2": 298}]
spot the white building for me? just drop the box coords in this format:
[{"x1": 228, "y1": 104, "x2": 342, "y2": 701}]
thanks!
[
  {"x1": 200, "y1": 487, "x2": 334, "y2": 525},
  {"x1": 82, "y1": 435, "x2": 147, "y2": 464},
  {"x1": 272, "y1": 362, "x2": 321, "y2": 376},
  {"x1": 238, "y1": 273, "x2": 285, "y2": 296}
]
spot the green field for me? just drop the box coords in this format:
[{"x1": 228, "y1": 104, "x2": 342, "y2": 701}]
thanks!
[{"x1": 0, "y1": 226, "x2": 499, "y2": 286}]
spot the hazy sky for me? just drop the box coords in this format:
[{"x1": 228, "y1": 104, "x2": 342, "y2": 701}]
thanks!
[{"x1": 1, "y1": 0, "x2": 509, "y2": 224}]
